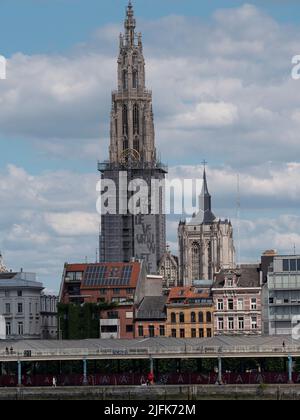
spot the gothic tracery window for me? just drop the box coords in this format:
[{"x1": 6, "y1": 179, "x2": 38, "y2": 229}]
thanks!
[
  {"x1": 192, "y1": 242, "x2": 201, "y2": 280},
  {"x1": 122, "y1": 105, "x2": 129, "y2": 150},
  {"x1": 133, "y1": 70, "x2": 138, "y2": 89},
  {"x1": 122, "y1": 70, "x2": 128, "y2": 90},
  {"x1": 133, "y1": 104, "x2": 139, "y2": 134},
  {"x1": 123, "y1": 105, "x2": 128, "y2": 137}
]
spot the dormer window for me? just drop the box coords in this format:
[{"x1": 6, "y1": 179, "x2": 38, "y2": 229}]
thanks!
[{"x1": 226, "y1": 277, "x2": 234, "y2": 287}]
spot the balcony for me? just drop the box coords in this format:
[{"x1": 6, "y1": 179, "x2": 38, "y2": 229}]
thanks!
[{"x1": 98, "y1": 161, "x2": 168, "y2": 174}]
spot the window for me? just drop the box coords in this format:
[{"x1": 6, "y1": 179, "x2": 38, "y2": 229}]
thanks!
[
  {"x1": 17, "y1": 291, "x2": 22, "y2": 297},
  {"x1": 192, "y1": 242, "x2": 201, "y2": 280},
  {"x1": 4, "y1": 290, "x2": 9, "y2": 298},
  {"x1": 228, "y1": 299, "x2": 234, "y2": 311},
  {"x1": 191, "y1": 328, "x2": 197, "y2": 338},
  {"x1": 6, "y1": 323, "x2": 11, "y2": 336},
  {"x1": 107, "y1": 311, "x2": 119, "y2": 319},
  {"x1": 18, "y1": 322, "x2": 24, "y2": 336},
  {"x1": 126, "y1": 325, "x2": 133, "y2": 333},
  {"x1": 180, "y1": 329, "x2": 185, "y2": 338},
  {"x1": 237, "y1": 299, "x2": 244, "y2": 311},
  {"x1": 199, "y1": 329, "x2": 204, "y2": 338},
  {"x1": 290, "y1": 259, "x2": 297, "y2": 272},
  {"x1": 218, "y1": 317, "x2": 224, "y2": 331},
  {"x1": 171, "y1": 313, "x2": 176, "y2": 324},
  {"x1": 149, "y1": 326, "x2": 155, "y2": 337},
  {"x1": 122, "y1": 105, "x2": 128, "y2": 139},
  {"x1": 191, "y1": 312, "x2": 196, "y2": 323},
  {"x1": 198, "y1": 312, "x2": 204, "y2": 323},
  {"x1": 269, "y1": 297, "x2": 274, "y2": 304},
  {"x1": 126, "y1": 289, "x2": 134, "y2": 295},
  {"x1": 207, "y1": 328, "x2": 212, "y2": 338},
  {"x1": 133, "y1": 104, "x2": 139, "y2": 134},
  {"x1": 99, "y1": 289, "x2": 107, "y2": 295},
  {"x1": 251, "y1": 317, "x2": 258, "y2": 330},
  {"x1": 138, "y1": 326, "x2": 144, "y2": 337},
  {"x1": 238, "y1": 317, "x2": 244, "y2": 330},
  {"x1": 122, "y1": 70, "x2": 128, "y2": 90},
  {"x1": 101, "y1": 326, "x2": 118, "y2": 334},
  {"x1": 251, "y1": 298, "x2": 257, "y2": 310},
  {"x1": 228, "y1": 317, "x2": 234, "y2": 330},
  {"x1": 132, "y1": 70, "x2": 138, "y2": 89},
  {"x1": 5, "y1": 303, "x2": 10, "y2": 314},
  {"x1": 179, "y1": 312, "x2": 185, "y2": 323},
  {"x1": 171, "y1": 329, "x2": 177, "y2": 338},
  {"x1": 18, "y1": 303, "x2": 23, "y2": 314},
  {"x1": 159, "y1": 325, "x2": 165, "y2": 336},
  {"x1": 283, "y1": 259, "x2": 290, "y2": 272},
  {"x1": 206, "y1": 312, "x2": 212, "y2": 323},
  {"x1": 217, "y1": 299, "x2": 224, "y2": 311},
  {"x1": 113, "y1": 288, "x2": 120, "y2": 295}
]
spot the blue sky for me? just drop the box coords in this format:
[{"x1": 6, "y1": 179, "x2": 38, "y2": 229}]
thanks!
[
  {"x1": 1, "y1": 0, "x2": 300, "y2": 57},
  {"x1": 1, "y1": 0, "x2": 300, "y2": 175},
  {"x1": 1, "y1": 0, "x2": 300, "y2": 291}
]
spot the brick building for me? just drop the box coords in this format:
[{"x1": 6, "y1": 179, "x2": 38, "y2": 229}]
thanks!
[
  {"x1": 166, "y1": 285, "x2": 214, "y2": 338},
  {"x1": 212, "y1": 265, "x2": 262, "y2": 336},
  {"x1": 59, "y1": 261, "x2": 147, "y2": 339}
]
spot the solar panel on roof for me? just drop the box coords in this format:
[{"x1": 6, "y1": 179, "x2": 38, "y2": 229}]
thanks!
[{"x1": 82, "y1": 265, "x2": 133, "y2": 287}]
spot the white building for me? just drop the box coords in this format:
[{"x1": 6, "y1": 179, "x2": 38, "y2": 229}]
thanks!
[{"x1": 0, "y1": 271, "x2": 43, "y2": 339}]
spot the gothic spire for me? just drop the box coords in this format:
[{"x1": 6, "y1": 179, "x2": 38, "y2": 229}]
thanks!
[
  {"x1": 125, "y1": 0, "x2": 136, "y2": 47},
  {"x1": 189, "y1": 167, "x2": 216, "y2": 225}
]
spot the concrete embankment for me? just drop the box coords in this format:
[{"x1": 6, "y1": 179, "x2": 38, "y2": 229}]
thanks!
[{"x1": 1, "y1": 385, "x2": 300, "y2": 400}]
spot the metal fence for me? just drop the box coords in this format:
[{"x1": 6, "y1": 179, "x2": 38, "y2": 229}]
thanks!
[{"x1": 1, "y1": 344, "x2": 300, "y2": 360}]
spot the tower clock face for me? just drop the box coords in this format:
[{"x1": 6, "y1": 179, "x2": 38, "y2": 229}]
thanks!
[{"x1": 120, "y1": 148, "x2": 141, "y2": 167}]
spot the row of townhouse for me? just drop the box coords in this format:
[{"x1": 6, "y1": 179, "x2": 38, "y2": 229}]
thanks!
[
  {"x1": 135, "y1": 264, "x2": 262, "y2": 339},
  {"x1": 58, "y1": 252, "x2": 300, "y2": 340}
]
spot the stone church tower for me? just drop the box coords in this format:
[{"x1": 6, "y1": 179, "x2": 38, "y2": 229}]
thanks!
[
  {"x1": 99, "y1": 2, "x2": 167, "y2": 274},
  {"x1": 178, "y1": 168, "x2": 235, "y2": 286}
]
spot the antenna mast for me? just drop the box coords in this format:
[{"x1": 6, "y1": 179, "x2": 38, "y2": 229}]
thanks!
[{"x1": 236, "y1": 174, "x2": 241, "y2": 269}]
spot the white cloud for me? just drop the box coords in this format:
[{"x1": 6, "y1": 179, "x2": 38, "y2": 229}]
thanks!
[
  {"x1": 169, "y1": 102, "x2": 238, "y2": 129},
  {"x1": 45, "y1": 212, "x2": 99, "y2": 236},
  {"x1": 0, "y1": 4, "x2": 300, "y2": 290}
]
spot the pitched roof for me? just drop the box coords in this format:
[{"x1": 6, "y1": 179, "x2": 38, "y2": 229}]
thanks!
[
  {"x1": 214, "y1": 265, "x2": 261, "y2": 288},
  {"x1": 64, "y1": 262, "x2": 141, "y2": 289},
  {"x1": 136, "y1": 296, "x2": 167, "y2": 320},
  {"x1": 167, "y1": 286, "x2": 212, "y2": 303}
]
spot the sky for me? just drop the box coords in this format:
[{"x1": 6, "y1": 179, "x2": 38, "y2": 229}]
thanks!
[{"x1": 1, "y1": 0, "x2": 300, "y2": 292}]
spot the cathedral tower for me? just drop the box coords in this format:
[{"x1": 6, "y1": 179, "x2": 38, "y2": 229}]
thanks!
[
  {"x1": 178, "y1": 168, "x2": 235, "y2": 286},
  {"x1": 99, "y1": 2, "x2": 167, "y2": 274}
]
